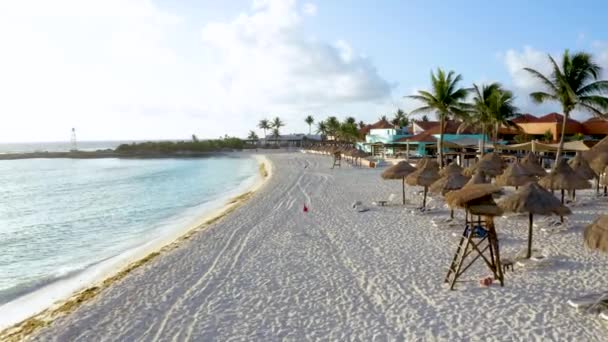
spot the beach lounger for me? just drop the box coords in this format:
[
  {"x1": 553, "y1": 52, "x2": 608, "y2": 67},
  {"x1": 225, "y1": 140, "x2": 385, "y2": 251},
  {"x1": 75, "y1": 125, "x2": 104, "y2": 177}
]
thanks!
[{"x1": 567, "y1": 293, "x2": 608, "y2": 310}]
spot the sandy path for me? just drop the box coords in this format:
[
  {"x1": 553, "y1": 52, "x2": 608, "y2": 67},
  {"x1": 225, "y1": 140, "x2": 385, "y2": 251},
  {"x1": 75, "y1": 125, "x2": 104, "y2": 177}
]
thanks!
[{"x1": 32, "y1": 153, "x2": 608, "y2": 341}]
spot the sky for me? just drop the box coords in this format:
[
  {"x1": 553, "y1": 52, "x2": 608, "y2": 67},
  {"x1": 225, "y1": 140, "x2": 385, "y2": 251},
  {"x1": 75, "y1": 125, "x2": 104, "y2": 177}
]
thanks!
[{"x1": 1, "y1": 0, "x2": 608, "y2": 142}]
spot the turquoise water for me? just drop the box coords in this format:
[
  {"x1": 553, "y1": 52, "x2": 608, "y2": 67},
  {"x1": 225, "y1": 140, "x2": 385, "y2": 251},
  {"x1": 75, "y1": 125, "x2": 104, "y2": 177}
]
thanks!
[{"x1": 0, "y1": 156, "x2": 258, "y2": 305}]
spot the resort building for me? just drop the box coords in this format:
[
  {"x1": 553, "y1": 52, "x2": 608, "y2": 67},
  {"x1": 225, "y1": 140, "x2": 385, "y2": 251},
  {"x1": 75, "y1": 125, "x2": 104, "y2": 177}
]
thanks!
[
  {"x1": 358, "y1": 119, "x2": 410, "y2": 155},
  {"x1": 256, "y1": 134, "x2": 322, "y2": 147},
  {"x1": 510, "y1": 113, "x2": 608, "y2": 142}
]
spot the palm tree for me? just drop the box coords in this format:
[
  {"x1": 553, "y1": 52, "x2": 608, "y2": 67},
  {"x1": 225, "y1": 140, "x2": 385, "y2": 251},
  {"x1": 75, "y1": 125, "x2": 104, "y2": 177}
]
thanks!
[
  {"x1": 247, "y1": 130, "x2": 258, "y2": 141},
  {"x1": 305, "y1": 115, "x2": 314, "y2": 134},
  {"x1": 407, "y1": 68, "x2": 469, "y2": 167},
  {"x1": 358, "y1": 120, "x2": 366, "y2": 129},
  {"x1": 524, "y1": 49, "x2": 608, "y2": 165},
  {"x1": 421, "y1": 114, "x2": 429, "y2": 122},
  {"x1": 272, "y1": 117, "x2": 284, "y2": 131},
  {"x1": 460, "y1": 83, "x2": 519, "y2": 155},
  {"x1": 391, "y1": 109, "x2": 408, "y2": 128},
  {"x1": 325, "y1": 116, "x2": 341, "y2": 140},
  {"x1": 339, "y1": 118, "x2": 359, "y2": 142},
  {"x1": 258, "y1": 119, "x2": 270, "y2": 140},
  {"x1": 459, "y1": 83, "x2": 498, "y2": 155},
  {"x1": 487, "y1": 86, "x2": 518, "y2": 143},
  {"x1": 271, "y1": 128, "x2": 280, "y2": 146},
  {"x1": 316, "y1": 121, "x2": 328, "y2": 138},
  {"x1": 378, "y1": 115, "x2": 388, "y2": 122}
]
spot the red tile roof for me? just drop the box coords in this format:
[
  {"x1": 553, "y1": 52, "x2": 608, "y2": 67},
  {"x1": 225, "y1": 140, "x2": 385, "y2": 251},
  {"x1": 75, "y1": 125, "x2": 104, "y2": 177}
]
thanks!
[
  {"x1": 423, "y1": 120, "x2": 481, "y2": 134},
  {"x1": 370, "y1": 119, "x2": 394, "y2": 129},
  {"x1": 396, "y1": 131, "x2": 437, "y2": 143},
  {"x1": 536, "y1": 112, "x2": 581, "y2": 125},
  {"x1": 582, "y1": 117, "x2": 608, "y2": 135},
  {"x1": 413, "y1": 121, "x2": 440, "y2": 131},
  {"x1": 512, "y1": 113, "x2": 539, "y2": 123}
]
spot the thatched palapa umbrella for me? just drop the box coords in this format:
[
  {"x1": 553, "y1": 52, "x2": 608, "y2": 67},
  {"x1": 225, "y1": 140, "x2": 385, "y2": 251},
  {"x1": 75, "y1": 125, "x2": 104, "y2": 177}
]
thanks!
[
  {"x1": 464, "y1": 152, "x2": 505, "y2": 177},
  {"x1": 569, "y1": 152, "x2": 596, "y2": 180},
  {"x1": 406, "y1": 160, "x2": 440, "y2": 209},
  {"x1": 496, "y1": 161, "x2": 536, "y2": 188},
  {"x1": 499, "y1": 182, "x2": 571, "y2": 259},
  {"x1": 584, "y1": 215, "x2": 608, "y2": 253},
  {"x1": 381, "y1": 161, "x2": 416, "y2": 204},
  {"x1": 591, "y1": 153, "x2": 608, "y2": 195},
  {"x1": 439, "y1": 162, "x2": 464, "y2": 177},
  {"x1": 430, "y1": 172, "x2": 471, "y2": 219},
  {"x1": 465, "y1": 169, "x2": 488, "y2": 186},
  {"x1": 568, "y1": 151, "x2": 597, "y2": 200},
  {"x1": 521, "y1": 152, "x2": 547, "y2": 177},
  {"x1": 445, "y1": 183, "x2": 503, "y2": 211},
  {"x1": 538, "y1": 158, "x2": 591, "y2": 204}
]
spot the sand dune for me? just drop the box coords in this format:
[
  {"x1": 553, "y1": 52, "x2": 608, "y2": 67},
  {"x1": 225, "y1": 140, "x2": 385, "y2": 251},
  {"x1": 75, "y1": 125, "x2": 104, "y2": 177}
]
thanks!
[{"x1": 29, "y1": 153, "x2": 608, "y2": 341}]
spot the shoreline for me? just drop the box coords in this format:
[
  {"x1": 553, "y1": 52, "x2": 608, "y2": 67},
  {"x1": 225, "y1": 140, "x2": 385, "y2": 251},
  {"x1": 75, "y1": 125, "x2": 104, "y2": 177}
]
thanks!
[{"x1": 0, "y1": 154, "x2": 273, "y2": 341}]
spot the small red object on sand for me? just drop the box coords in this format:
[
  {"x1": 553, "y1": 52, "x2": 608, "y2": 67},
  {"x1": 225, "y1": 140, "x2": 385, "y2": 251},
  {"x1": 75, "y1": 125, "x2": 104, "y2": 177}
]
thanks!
[
  {"x1": 479, "y1": 277, "x2": 493, "y2": 287},
  {"x1": 303, "y1": 204, "x2": 309, "y2": 213}
]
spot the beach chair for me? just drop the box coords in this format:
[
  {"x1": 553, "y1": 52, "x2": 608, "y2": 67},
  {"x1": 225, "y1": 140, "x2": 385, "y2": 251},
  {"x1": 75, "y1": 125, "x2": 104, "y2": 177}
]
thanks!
[{"x1": 568, "y1": 292, "x2": 608, "y2": 312}]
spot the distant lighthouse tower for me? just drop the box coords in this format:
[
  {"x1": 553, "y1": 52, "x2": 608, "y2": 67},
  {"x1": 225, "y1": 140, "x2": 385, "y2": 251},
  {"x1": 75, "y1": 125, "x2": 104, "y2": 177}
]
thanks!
[{"x1": 70, "y1": 128, "x2": 78, "y2": 151}]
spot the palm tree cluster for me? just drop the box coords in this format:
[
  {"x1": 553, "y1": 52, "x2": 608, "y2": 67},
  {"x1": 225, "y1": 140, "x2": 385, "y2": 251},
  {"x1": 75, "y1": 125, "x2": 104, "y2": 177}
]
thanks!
[
  {"x1": 314, "y1": 116, "x2": 363, "y2": 142},
  {"x1": 257, "y1": 117, "x2": 285, "y2": 145},
  {"x1": 407, "y1": 49, "x2": 608, "y2": 168}
]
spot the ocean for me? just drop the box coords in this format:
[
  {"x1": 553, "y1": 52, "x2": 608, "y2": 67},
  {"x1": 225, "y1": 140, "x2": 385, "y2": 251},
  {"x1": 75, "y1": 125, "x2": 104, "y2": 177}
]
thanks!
[{"x1": 0, "y1": 151, "x2": 260, "y2": 326}]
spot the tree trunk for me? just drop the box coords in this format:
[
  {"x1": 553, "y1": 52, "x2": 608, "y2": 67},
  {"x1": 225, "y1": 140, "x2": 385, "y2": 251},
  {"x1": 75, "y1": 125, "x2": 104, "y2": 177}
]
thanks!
[
  {"x1": 480, "y1": 126, "x2": 486, "y2": 157},
  {"x1": 422, "y1": 186, "x2": 428, "y2": 209},
  {"x1": 554, "y1": 110, "x2": 569, "y2": 169},
  {"x1": 438, "y1": 114, "x2": 445, "y2": 168},
  {"x1": 402, "y1": 177, "x2": 406, "y2": 205},
  {"x1": 527, "y1": 213, "x2": 533, "y2": 259}
]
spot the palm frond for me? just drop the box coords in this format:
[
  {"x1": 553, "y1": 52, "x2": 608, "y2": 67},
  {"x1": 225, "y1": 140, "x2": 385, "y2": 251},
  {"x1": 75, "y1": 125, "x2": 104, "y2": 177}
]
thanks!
[
  {"x1": 578, "y1": 80, "x2": 608, "y2": 96},
  {"x1": 529, "y1": 91, "x2": 557, "y2": 104},
  {"x1": 523, "y1": 67, "x2": 558, "y2": 93}
]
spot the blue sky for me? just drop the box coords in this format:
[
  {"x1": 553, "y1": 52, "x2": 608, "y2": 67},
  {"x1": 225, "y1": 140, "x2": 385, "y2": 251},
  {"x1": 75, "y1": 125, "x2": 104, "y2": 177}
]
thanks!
[{"x1": 1, "y1": 0, "x2": 607, "y2": 142}]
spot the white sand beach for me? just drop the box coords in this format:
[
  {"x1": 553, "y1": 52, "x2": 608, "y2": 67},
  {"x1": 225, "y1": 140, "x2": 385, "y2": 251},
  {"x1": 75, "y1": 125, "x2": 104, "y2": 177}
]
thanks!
[{"x1": 12, "y1": 152, "x2": 608, "y2": 340}]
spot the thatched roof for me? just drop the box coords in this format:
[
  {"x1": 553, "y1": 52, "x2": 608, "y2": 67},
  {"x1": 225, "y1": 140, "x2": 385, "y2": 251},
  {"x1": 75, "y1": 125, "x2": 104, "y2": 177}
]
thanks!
[
  {"x1": 584, "y1": 215, "x2": 608, "y2": 253},
  {"x1": 498, "y1": 182, "x2": 571, "y2": 216},
  {"x1": 496, "y1": 162, "x2": 536, "y2": 187},
  {"x1": 590, "y1": 152, "x2": 608, "y2": 175},
  {"x1": 381, "y1": 161, "x2": 416, "y2": 179},
  {"x1": 585, "y1": 136, "x2": 608, "y2": 162},
  {"x1": 538, "y1": 158, "x2": 591, "y2": 190},
  {"x1": 415, "y1": 157, "x2": 440, "y2": 170},
  {"x1": 406, "y1": 162, "x2": 440, "y2": 187},
  {"x1": 521, "y1": 152, "x2": 547, "y2": 177},
  {"x1": 429, "y1": 172, "x2": 471, "y2": 195},
  {"x1": 465, "y1": 170, "x2": 488, "y2": 186},
  {"x1": 569, "y1": 152, "x2": 596, "y2": 180},
  {"x1": 601, "y1": 166, "x2": 608, "y2": 186},
  {"x1": 439, "y1": 162, "x2": 464, "y2": 177},
  {"x1": 468, "y1": 200, "x2": 503, "y2": 216},
  {"x1": 445, "y1": 183, "x2": 502, "y2": 208},
  {"x1": 463, "y1": 153, "x2": 505, "y2": 177}
]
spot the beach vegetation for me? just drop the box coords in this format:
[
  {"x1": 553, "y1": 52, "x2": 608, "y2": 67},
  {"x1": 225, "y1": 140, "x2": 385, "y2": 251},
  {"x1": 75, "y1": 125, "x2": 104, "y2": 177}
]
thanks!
[
  {"x1": 524, "y1": 49, "x2": 608, "y2": 165},
  {"x1": 304, "y1": 115, "x2": 314, "y2": 134},
  {"x1": 258, "y1": 119, "x2": 271, "y2": 140},
  {"x1": 459, "y1": 83, "x2": 519, "y2": 154},
  {"x1": 391, "y1": 108, "x2": 409, "y2": 128},
  {"x1": 115, "y1": 137, "x2": 246, "y2": 154},
  {"x1": 407, "y1": 68, "x2": 469, "y2": 167}
]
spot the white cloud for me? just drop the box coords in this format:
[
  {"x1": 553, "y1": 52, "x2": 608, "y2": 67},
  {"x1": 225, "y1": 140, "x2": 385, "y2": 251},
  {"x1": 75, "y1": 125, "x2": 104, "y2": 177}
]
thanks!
[
  {"x1": 501, "y1": 45, "x2": 608, "y2": 119},
  {"x1": 302, "y1": 2, "x2": 317, "y2": 16},
  {"x1": 503, "y1": 46, "x2": 552, "y2": 91},
  {"x1": 0, "y1": 0, "x2": 392, "y2": 142},
  {"x1": 200, "y1": 0, "x2": 392, "y2": 113}
]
